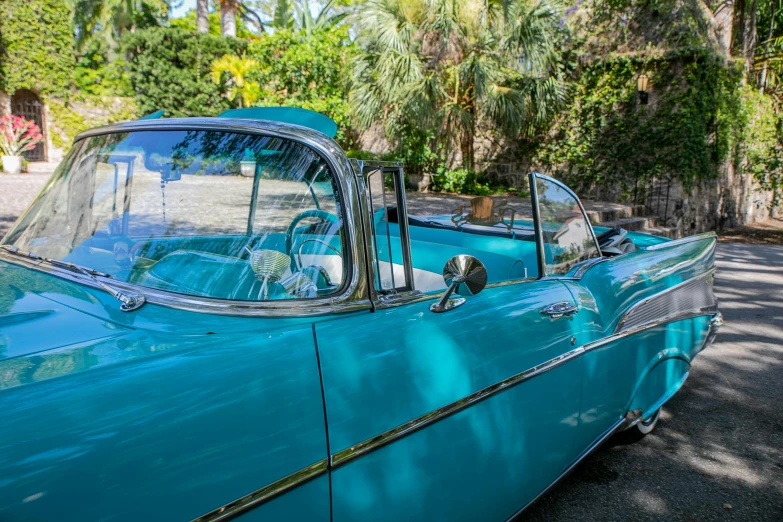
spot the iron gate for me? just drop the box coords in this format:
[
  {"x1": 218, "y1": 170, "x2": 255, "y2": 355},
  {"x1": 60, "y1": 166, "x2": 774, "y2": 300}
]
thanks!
[{"x1": 11, "y1": 89, "x2": 46, "y2": 161}]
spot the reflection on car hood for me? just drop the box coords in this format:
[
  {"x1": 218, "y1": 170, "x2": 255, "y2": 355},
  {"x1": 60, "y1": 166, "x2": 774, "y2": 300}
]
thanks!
[
  {"x1": 0, "y1": 293, "x2": 130, "y2": 361},
  {"x1": 0, "y1": 260, "x2": 229, "y2": 391}
]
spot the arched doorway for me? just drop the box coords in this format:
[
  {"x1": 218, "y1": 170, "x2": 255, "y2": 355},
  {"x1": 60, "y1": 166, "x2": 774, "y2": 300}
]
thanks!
[{"x1": 11, "y1": 89, "x2": 46, "y2": 161}]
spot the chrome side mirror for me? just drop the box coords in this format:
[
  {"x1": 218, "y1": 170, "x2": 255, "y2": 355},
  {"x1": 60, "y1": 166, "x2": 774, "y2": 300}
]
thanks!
[{"x1": 430, "y1": 255, "x2": 487, "y2": 313}]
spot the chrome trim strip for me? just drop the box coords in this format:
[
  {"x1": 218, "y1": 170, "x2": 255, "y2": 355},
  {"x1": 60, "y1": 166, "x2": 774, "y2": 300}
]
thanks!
[
  {"x1": 190, "y1": 459, "x2": 328, "y2": 522},
  {"x1": 587, "y1": 307, "x2": 719, "y2": 354},
  {"x1": 615, "y1": 269, "x2": 716, "y2": 334},
  {"x1": 508, "y1": 417, "x2": 626, "y2": 520},
  {"x1": 330, "y1": 346, "x2": 585, "y2": 468},
  {"x1": 643, "y1": 231, "x2": 717, "y2": 251},
  {"x1": 0, "y1": 248, "x2": 373, "y2": 317},
  {"x1": 3, "y1": 118, "x2": 373, "y2": 317}
]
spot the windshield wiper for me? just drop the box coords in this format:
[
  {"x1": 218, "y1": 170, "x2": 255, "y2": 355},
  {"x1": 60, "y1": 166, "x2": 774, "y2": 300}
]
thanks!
[{"x1": 1, "y1": 245, "x2": 146, "y2": 312}]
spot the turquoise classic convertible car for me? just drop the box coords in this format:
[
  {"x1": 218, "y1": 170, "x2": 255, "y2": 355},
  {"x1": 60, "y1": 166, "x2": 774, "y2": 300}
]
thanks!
[{"x1": 0, "y1": 109, "x2": 722, "y2": 521}]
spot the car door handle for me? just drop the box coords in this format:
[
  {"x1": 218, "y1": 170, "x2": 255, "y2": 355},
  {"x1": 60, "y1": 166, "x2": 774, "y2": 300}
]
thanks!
[{"x1": 540, "y1": 301, "x2": 578, "y2": 319}]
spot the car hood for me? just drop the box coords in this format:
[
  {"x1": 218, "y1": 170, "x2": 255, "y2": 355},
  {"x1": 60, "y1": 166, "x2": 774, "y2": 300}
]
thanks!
[
  {"x1": 0, "y1": 292, "x2": 132, "y2": 361},
  {"x1": 0, "y1": 259, "x2": 267, "y2": 391}
]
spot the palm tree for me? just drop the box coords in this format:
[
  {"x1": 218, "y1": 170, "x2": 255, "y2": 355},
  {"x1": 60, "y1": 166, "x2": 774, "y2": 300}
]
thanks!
[
  {"x1": 350, "y1": 0, "x2": 567, "y2": 170},
  {"x1": 72, "y1": 0, "x2": 169, "y2": 51},
  {"x1": 196, "y1": 0, "x2": 210, "y2": 33},
  {"x1": 211, "y1": 54, "x2": 262, "y2": 107},
  {"x1": 218, "y1": 0, "x2": 239, "y2": 36},
  {"x1": 294, "y1": 0, "x2": 349, "y2": 34}
]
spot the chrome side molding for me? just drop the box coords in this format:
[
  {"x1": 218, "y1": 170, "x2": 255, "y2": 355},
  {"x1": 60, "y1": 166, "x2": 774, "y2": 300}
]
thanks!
[
  {"x1": 330, "y1": 346, "x2": 585, "y2": 467},
  {"x1": 191, "y1": 459, "x2": 328, "y2": 522}
]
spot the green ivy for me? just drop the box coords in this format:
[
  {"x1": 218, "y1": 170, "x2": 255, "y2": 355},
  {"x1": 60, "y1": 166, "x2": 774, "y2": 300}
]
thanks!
[
  {"x1": 47, "y1": 97, "x2": 138, "y2": 151},
  {"x1": 0, "y1": 0, "x2": 75, "y2": 96},
  {"x1": 122, "y1": 28, "x2": 246, "y2": 117},
  {"x1": 537, "y1": 49, "x2": 752, "y2": 196}
]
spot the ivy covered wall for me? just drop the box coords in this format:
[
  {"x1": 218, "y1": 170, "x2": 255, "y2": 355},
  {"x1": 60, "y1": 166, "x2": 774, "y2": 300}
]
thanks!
[
  {"x1": 537, "y1": 50, "x2": 751, "y2": 193},
  {"x1": 0, "y1": 0, "x2": 75, "y2": 97}
]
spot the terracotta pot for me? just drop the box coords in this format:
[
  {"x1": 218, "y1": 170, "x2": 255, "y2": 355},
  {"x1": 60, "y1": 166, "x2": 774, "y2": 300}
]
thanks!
[
  {"x1": 408, "y1": 173, "x2": 431, "y2": 192},
  {"x1": 1, "y1": 155, "x2": 23, "y2": 175}
]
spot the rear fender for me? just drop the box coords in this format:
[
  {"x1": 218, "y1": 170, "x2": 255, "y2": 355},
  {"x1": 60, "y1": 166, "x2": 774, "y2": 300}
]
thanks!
[{"x1": 626, "y1": 356, "x2": 690, "y2": 420}]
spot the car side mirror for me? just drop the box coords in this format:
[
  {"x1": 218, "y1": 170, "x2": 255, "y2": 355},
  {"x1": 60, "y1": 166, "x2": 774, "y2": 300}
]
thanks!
[{"x1": 430, "y1": 255, "x2": 487, "y2": 313}]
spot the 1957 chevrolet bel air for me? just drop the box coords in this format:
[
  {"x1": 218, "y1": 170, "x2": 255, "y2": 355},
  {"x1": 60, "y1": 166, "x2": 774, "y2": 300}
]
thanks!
[{"x1": 0, "y1": 108, "x2": 722, "y2": 521}]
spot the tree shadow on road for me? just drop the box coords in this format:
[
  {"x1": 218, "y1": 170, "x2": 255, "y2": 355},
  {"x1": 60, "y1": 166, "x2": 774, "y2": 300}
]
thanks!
[{"x1": 522, "y1": 244, "x2": 783, "y2": 521}]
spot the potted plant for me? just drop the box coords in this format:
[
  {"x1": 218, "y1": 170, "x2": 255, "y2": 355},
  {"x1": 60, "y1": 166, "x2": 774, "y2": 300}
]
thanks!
[{"x1": 1, "y1": 115, "x2": 43, "y2": 174}]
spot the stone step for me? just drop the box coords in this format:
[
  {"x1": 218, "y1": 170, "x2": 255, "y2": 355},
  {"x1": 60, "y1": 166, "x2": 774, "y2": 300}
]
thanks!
[
  {"x1": 598, "y1": 215, "x2": 661, "y2": 232},
  {"x1": 643, "y1": 226, "x2": 679, "y2": 239},
  {"x1": 581, "y1": 201, "x2": 649, "y2": 225}
]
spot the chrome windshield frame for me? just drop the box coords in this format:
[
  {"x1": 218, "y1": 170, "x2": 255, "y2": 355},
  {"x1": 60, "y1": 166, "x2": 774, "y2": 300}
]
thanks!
[{"x1": 0, "y1": 118, "x2": 372, "y2": 317}]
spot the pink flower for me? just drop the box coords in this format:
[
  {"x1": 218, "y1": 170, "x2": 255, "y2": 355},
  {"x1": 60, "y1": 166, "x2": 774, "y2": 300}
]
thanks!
[{"x1": 0, "y1": 115, "x2": 43, "y2": 157}]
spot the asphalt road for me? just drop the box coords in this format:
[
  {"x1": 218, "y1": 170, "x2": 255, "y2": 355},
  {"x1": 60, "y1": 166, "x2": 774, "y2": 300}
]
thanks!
[{"x1": 524, "y1": 243, "x2": 783, "y2": 521}]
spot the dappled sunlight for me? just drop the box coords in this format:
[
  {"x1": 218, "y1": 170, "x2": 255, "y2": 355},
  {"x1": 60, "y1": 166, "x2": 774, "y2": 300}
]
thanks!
[{"x1": 630, "y1": 489, "x2": 670, "y2": 515}]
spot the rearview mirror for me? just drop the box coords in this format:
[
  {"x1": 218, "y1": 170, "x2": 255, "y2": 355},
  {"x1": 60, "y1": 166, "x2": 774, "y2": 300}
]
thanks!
[{"x1": 430, "y1": 255, "x2": 487, "y2": 313}]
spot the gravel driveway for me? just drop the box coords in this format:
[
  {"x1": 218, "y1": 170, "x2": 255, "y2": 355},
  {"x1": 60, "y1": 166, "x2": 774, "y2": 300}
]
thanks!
[{"x1": 524, "y1": 243, "x2": 783, "y2": 521}]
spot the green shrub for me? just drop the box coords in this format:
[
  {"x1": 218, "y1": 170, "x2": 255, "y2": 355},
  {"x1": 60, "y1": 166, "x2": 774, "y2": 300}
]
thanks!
[
  {"x1": 430, "y1": 167, "x2": 492, "y2": 196},
  {"x1": 379, "y1": 121, "x2": 440, "y2": 178},
  {"x1": 47, "y1": 97, "x2": 139, "y2": 152},
  {"x1": 246, "y1": 27, "x2": 356, "y2": 146},
  {"x1": 345, "y1": 150, "x2": 380, "y2": 160},
  {"x1": 123, "y1": 28, "x2": 246, "y2": 117}
]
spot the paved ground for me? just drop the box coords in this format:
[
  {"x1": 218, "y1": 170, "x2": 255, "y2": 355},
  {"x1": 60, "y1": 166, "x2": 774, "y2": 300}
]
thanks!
[
  {"x1": 0, "y1": 171, "x2": 51, "y2": 238},
  {"x1": 525, "y1": 243, "x2": 783, "y2": 521}
]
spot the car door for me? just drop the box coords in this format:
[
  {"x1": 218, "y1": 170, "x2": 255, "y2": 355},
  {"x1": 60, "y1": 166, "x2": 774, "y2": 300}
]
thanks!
[{"x1": 314, "y1": 168, "x2": 585, "y2": 521}]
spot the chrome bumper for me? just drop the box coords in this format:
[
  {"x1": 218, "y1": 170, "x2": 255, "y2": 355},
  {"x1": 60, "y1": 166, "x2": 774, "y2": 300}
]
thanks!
[{"x1": 698, "y1": 311, "x2": 724, "y2": 353}]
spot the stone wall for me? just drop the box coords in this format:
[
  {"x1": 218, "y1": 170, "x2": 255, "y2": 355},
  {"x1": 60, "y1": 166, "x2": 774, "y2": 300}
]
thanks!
[{"x1": 596, "y1": 161, "x2": 777, "y2": 236}]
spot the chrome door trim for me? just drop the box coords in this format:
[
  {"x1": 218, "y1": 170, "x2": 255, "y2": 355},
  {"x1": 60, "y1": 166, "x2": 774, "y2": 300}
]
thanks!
[
  {"x1": 330, "y1": 346, "x2": 585, "y2": 468},
  {"x1": 507, "y1": 417, "x2": 626, "y2": 520},
  {"x1": 190, "y1": 459, "x2": 328, "y2": 522},
  {"x1": 3, "y1": 118, "x2": 372, "y2": 317}
]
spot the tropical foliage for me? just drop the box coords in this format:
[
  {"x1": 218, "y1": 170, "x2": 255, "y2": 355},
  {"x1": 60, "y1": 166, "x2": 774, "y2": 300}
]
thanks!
[
  {"x1": 349, "y1": 0, "x2": 567, "y2": 170},
  {"x1": 211, "y1": 55, "x2": 261, "y2": 107},
  {"x1": 2, "y1": 0, "x2": 782, "y2": 207},
  {"x1": 72, "y1": 0, "x2": 169, "y2": 51},
  {"x1": 245, "y1": 26, "x2": 356, "y2": 144}
]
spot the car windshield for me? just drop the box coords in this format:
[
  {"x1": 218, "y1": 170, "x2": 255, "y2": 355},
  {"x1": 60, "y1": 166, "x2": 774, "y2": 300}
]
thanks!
[{"x1": 2, "y1": 129, "x2": 346, "y2": 301}]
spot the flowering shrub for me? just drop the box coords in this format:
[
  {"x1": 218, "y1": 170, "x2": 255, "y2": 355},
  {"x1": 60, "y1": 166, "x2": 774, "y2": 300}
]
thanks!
[{"x1": 0, "y1": 115, "x2": 43, "y2": 156}]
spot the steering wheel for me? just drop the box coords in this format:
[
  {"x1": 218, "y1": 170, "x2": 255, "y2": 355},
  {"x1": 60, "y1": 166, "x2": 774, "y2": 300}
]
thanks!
[{"x1": 285, "y1": 209, "x2": 342, "y2": 274}]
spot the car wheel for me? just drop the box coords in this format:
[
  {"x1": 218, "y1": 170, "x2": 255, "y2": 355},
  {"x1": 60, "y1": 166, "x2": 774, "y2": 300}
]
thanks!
[{"x1": 618, "y1": 409, "x2": 661, "y2": 443}]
